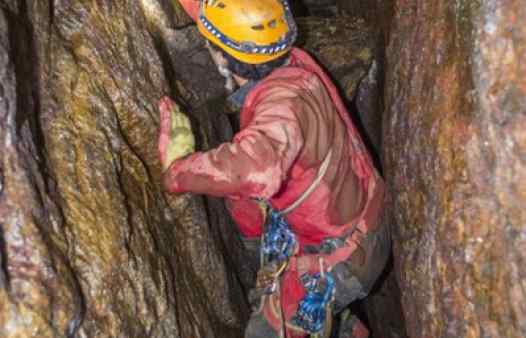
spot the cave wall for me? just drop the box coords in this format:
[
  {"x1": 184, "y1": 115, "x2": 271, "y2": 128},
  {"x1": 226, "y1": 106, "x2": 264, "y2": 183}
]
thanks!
[
  {"x1": 383, "y1": 1, "x2": 526, "y2": 337},
  {"x1": 0, "y1": 5, "x2": 83, "y2": 337},
  {"x1": 0, "y1": 1, "x2": 248, "y2": 337}
]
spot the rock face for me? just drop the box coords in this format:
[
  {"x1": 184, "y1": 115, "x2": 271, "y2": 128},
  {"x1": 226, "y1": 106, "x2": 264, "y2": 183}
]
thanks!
[
  {"x1": 0, "y1": 6, "x2": 83, "y2": 337},
  {"x1": 0, "y1": 1, "x2": 381, "y2": 337},
  {"x1": 1, "y1": 1, "x2": 247, "y2": 337},
  {"x1": 383, "y1": 1, "x2": 526, "y2": 337},
  {"x1": 302, "y1": 0, "x2": 339, "y2": 17},
  {"x1": 297, "y1": 16, "x2": 376, "y2": 101}
]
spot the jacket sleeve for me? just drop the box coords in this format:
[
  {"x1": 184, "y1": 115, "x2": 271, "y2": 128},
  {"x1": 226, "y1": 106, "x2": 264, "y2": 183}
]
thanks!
[
  {"x1": 178, "y1": 0, "x2": 200, "y2": 22},
  {"x1": 225, "y1": 198, "x2": 265, "y2": 238},
  {"x1": 162, "y1": 101, "x2": 303, "y2": 200}
]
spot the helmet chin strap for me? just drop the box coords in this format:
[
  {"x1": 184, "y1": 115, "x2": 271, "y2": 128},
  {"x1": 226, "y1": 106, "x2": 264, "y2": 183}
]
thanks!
[{"x1": 206, "y1": 41, "x2": 236, "y2": 93}]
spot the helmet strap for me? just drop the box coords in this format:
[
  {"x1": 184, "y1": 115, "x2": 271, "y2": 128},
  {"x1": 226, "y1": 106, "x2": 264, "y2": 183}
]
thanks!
[
  {"x1": 206, "y1": 41, "x2": 236, "y2": 93},
  {"x1": 218, "y1": 65, "x2": 236, "y2": 93}
]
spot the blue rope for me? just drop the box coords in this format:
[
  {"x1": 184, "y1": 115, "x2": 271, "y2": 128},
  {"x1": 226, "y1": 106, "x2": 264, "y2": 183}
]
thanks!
[
  {"x1": 259, "y1": 205, "x2": 335, "y2": 334},
  {"x1": 291, "y1": 272, "x2": 335, "y2": 333},
  {"x1": 261, "y1": 208, "x2": 297, "y2": 264}
]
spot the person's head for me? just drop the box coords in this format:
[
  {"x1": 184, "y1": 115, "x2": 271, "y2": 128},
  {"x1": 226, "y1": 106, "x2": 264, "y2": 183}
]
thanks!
[{"x1": 198, "y1": 0, "x2": 297, "y2": 82}]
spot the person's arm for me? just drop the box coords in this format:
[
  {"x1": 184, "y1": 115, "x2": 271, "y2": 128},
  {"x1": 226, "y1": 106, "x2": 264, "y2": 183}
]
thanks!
[
  {"x1": 162, "y1": 101, "x2": 303, "y2": 200},
  {"x1": 178, "y1": 0, "x2": 200, "y2": 22}
]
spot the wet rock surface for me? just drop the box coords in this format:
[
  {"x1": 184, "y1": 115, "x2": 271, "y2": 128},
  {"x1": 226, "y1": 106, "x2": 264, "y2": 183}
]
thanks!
[
  {"x1": 383, "y1": 1, "x2": 526, "y2": 337},
  {"x1": 0, "y1": 7, "x2": 83, "y2": 338},
  {"x1": 1, "y1": 1, "x2": 246, "y2": 337},
  {"x1": 302, "y1": 0, "x2": 339, "y2": 17},
  {"x1": 297, "y1": 16, "x2": 376, "y2": 101},
  {"x1": 0, "y1": 1, "x2": 381, "y2": 337}
]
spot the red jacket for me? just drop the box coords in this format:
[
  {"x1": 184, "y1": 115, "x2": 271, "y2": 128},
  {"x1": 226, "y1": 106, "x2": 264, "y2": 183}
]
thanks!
[
  {"x1": 166, "y1": 0, "x2": 383, "y2": 247},
  {"x1": 165, "y1": 0, "x2": 384, "y2": 330}
]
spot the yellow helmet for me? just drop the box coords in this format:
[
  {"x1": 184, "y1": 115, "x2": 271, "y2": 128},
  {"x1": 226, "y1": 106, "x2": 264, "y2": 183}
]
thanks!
[{"x1": 197, "y1": 0, "x2": 297, "y2": 64}]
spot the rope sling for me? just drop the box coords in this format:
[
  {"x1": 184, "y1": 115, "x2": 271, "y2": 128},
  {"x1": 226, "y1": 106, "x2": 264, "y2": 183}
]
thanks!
[{"x1": 257, "y1": 149, "x2": 335, "y2": 338}]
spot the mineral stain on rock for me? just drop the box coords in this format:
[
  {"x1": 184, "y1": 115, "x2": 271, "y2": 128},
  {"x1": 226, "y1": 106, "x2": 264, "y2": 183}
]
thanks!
[{"x1": 383, "y1": 0, "x2": 525, "y2": 337}]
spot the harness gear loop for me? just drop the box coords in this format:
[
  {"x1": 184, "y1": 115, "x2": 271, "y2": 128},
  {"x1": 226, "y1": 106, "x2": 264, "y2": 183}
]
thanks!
[
  {"x1": 258, "y1": 148, "x2": 333, "y2": 271},
  {"x1": 255, "y1": 150, "x2": 333, "y2": 336},
  {"x1": 257, "y1": 148, "x2": 333, "y2": 277},
  {"x1": 290, "y1": 265, "x2": 335, "y2": 334}
]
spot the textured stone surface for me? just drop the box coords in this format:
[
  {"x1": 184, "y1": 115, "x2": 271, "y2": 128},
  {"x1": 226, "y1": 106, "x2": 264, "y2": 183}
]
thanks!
[
  {"x1": 356, "y1": 3, "x2": 409, "y2": 338},
  {"x1": 302, "y1": 0, "x2": 339, "y2": 17},
  {"x1": 0, "y1": 7, "x2": 83, "y2": 338},
  {"x1": 1, "y1": 1, "x2": 247, "y2": 337},
  {"x1": 297, "y1": 16, "x2": 376, "y2": 102},
  {"x1": 384, "y1": 1, "x2": 526, "y2": 337},
  {"x1": 355, "y1": 57, "x2": 383, "y2": 162},
  {"x1": 337, "y1": 0, "x2": 379, "y2": 20}
]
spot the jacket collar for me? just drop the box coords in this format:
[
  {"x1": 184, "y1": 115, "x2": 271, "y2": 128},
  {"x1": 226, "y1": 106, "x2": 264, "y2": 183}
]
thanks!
[{"x1": 227, "y1": 80, "x2": 259, "y2": 111}]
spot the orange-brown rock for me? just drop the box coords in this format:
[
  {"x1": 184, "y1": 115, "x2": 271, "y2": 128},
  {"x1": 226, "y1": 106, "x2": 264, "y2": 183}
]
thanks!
[
  {"x1": 383, "y1": 1, "x2": 526, "y2": 337},
  {"x1": 0, "y1": 7, "x2": 83, "y2": 337},
  {"x1": 1, "y1": 1, "x2": 247, "y2": 337}
]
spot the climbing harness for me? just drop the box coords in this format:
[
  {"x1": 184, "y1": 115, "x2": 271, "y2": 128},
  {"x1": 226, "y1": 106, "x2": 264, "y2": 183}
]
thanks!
[
  {"x1": 261, "y1": 209, "x2": 298, "y2": 267},
  {"x1": 256, "y1": 150, "x2": 334, "y2": 337},
  {"x1": 253, "y1": 147, "x2": 385, "y2": 338},
  {"x1": 291, "y1": 266, "x2": 335, "y2": 334}
]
